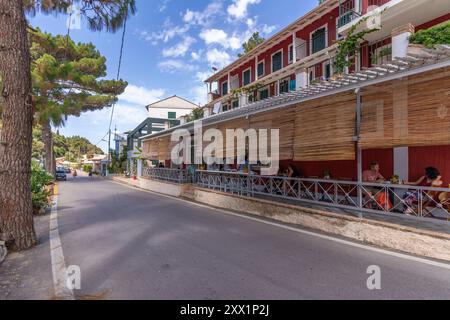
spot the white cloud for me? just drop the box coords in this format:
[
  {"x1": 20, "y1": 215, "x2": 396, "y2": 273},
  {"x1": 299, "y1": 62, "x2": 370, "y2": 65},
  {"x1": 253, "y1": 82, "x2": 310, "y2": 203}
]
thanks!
[
  {"x1": 119, "y1": 85, "x2": 165, "y2": 106},
  {"x1": 199, "y1": 29, "x2": 242, "y2": 50},
  {"x1": 158, "y1": 59, "x2": 197, "y2": 73},
  {"x1": 227, "y1": 0, "x2": 261, "y2": 20},
  {"x1": 139, "y1": 21, "x2": 189, "y2": 45},
  {"x1": 159, "y1": 0, "x2": 170, "y2": 12},
  {"x1": 182, "y1": 1, "x2": 223, "y2": 26},
  {"x1": 112, "y1": 104, "x2": 150, "y2": 125},
  {"x1": 195, "y1": 70, "x2": 213, "y2": 83},
  {"x1": 206, "y1": 49, "x2": 231, "y2": 69},
  {"x1": 162, "y1": 36, "x2": 196, "y2": 58},
  {"x1": 262, "y1": 24, "x2": 277, "y2": 35},
  {"x1": 191, "y1": 50, "x2": 202, "y2": 61},
  {"x1": 189, "y1": 85, "x2": 208, "y2": 105},
  {"x1": 199, "y1": 28, "x2": 227, "y2": 44}
]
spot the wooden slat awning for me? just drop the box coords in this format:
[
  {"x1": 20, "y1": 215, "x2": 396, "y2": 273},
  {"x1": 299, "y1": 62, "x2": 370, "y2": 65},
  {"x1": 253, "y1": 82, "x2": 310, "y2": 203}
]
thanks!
[
  {"x1": 360, "y1": 67, "x2": 450, "y2": 149},
  {"x1": 293, "y1": 92, "x2": 356, "y2": 161}
]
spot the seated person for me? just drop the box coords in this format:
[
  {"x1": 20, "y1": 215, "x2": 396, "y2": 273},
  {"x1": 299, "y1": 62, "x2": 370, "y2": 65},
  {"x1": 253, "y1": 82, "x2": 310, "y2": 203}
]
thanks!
[
  {"x1": 405, "y1": 167, "x2": 442, "y2": 188},
  {"x1": 287, "y1": 164, "x2": 300, "y2": 179},
  {"x1": 403, "y1": 167, "x2": 443, "y2": 215},
  {"x1": 362, "y1": 161, "x2": 387, "y2": 209},
  {"x1": 362, "y1": 161, "x2": 385, "y2": 183}
]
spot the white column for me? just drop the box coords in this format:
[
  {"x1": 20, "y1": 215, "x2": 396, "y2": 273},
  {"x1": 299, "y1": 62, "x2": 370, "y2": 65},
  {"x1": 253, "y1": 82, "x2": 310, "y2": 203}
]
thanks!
[
  {"x1": 354, "y1": 0, "x2": 361, "y2": 14},
  {"x1": 292, "y1": 33, "x2": 297, "y2": 63},
  {"x1": 137, "y1": 159, "x2": 143, "y2": 177},
  {"x1": 295, "y1": 69, "x2": 308, "y2": 89},
  {"x1": 391, "y1": 23, "x2": 415, "y2": 59},
  {"x1": 391, "y1": 24, "x2": 414, "y2": 180},
  {"x1": 394, "y1": 147, "x2": 409, "y2": 182}
]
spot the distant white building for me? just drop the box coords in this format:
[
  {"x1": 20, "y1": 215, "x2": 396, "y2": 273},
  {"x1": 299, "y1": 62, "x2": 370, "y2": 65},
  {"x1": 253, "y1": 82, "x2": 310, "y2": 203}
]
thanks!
[
  {"x1": 126, "y1": 96, "x2": 198, "y2": 176},
  {"x1": 145, "y1": 95, "x2": 199, "y2": 127}
]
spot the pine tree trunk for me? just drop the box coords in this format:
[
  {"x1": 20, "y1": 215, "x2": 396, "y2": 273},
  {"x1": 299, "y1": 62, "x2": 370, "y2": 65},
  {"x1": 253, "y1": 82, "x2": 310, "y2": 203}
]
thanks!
[
  {"x1": 42, "y1": 120, "x2": 55, "y2": 176},
  {"x1": 0, "y1": 0, "x2": 37, "y2": 250}
]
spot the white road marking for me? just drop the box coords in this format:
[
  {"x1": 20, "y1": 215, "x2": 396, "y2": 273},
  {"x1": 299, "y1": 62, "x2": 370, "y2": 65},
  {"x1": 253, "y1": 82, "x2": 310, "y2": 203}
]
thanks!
[
  {"x1": 110, "y1": 179, "x2": 450, "y2": 270},
  {"x1": 50, "y1": 195, "x2": 74, "y2": 300}
]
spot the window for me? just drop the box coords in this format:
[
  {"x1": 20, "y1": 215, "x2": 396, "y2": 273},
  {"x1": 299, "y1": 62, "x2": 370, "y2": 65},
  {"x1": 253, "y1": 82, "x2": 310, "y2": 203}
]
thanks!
[
  {"x1": 288, "y1": 45, "x2": 294, "y2": 63},
  {"x1": 259, "y1": 88, "x2": 269, "y2": 100},
  {"x1": 243, "y1": 68, "x2": 251, "y2": 86},
  {"x1": 272, "y1": 51, "x2": 283, "y2": 72},
  {"x1": 232, "y1": 100, "x2": 239, "y2": 109},
  {"x1": 168, "y1": 112, "x2": 176, "y2": 120},
  {"x1": 324, "y1": 62, "x2": 332, "y2": 79},
  {"x1": 311, "y1": 27, "x2": 327, "y2": 54},
  {"x1": 308, "y1": 67, "x2": 315, "y2": 83},
  {"x1": 279, "y1": 79, "x2": 289, "y2": 94},
  {"x1": 222, "y1": 81, "x2": 228, "y2": 96},
  {"x1": 222, "y1": 104, "x2": 229, "y2": 112},
  {"x1": 257, "y1": 61, "x2": 264, "y2": 78}
]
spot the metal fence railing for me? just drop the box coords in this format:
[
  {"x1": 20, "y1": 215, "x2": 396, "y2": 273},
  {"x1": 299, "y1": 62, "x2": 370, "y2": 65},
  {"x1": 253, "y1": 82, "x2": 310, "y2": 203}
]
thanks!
[
  {"x1": 195, "y1": 170, "x2": 450, "y2": 222},
  {"x1": 143, "y1": 168, "x2": 193, "y2": 184},
  {"x1": 338, "y1": 0, "x2": 392, "y2": 28}
]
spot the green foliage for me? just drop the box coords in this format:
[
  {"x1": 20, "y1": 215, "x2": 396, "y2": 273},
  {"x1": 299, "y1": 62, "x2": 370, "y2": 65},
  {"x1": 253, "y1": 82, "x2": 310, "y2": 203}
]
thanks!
[
  {"x1": 238, "y1": 32, "x2": 265, "y2": 57},
  {"x1": 53, "y1": 133, "x2": 103, "y2": 160},
  {"x1": 82, "y1": 164, "x2": 93, "y2": 173},
  {"x1": 32, "y1": 125, "x2": 45, "y2": 160},
  {"x1": 30, "y1": 28, "x2": 128, "y2": 128},
  {"x1": 110, "y1": 150, "x2": 127, "y2": 174},
  {"x1": 371, "y1": 46, "x2": 392, "y2": 65},
  {"x1": 334, "y1": 16, "x2": 380, "y2": 74},
  {"x1": 31, "y1": 160, "x2": 54, "y2": 211},
  {"x1": 24, "y1": 0, "x2": 136, "y2": 33},
  {"x1": 186, "y1": 107, "x2": 204, "y2": 123},
  {"x1": 409, "y1": 22, "x2": 450, "y2": 48}
]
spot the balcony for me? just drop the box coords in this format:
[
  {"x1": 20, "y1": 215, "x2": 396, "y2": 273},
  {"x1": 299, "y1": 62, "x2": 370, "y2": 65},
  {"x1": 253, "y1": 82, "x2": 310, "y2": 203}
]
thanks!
[
  {"x1": 338, "y1": 0, "x2": 450, "y2": 42},
  {"x1": 338, "y1": 0, "x2": 392, "y2": 26},
  {"x1": 295, "y1": 29, "x2": 330, "y2": 61},
  {"x1": 338, "y1": 0, "x2": 392, "y2": 29}
]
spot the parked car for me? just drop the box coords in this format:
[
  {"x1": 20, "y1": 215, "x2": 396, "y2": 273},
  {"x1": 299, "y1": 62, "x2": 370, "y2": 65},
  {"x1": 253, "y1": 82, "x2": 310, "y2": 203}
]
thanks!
[{"x1": 55, "y1": 169, "x2": 67, "y2": 181}]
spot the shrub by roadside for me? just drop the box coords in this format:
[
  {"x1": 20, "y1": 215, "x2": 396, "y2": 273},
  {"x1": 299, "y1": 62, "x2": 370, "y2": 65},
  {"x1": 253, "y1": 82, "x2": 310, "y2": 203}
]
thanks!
[{"x1": 31, "y1": 161, "x2": 54, "y2": 215}]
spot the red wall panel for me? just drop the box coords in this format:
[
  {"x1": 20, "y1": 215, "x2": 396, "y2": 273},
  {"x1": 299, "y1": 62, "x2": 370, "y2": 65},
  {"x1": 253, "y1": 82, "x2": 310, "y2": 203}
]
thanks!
[
  {"x1": 409, "y1": 145, "x2": 450, "y2": 185},
  {"x1": 416, "y1": 13, "x2": 450, "y2": 31},
  {"x1": 295, "y1": 8, "x2": 339, "y2": 49},
  {"x1": 279, "y1": 148, "x2": 393, "y2": 180}
]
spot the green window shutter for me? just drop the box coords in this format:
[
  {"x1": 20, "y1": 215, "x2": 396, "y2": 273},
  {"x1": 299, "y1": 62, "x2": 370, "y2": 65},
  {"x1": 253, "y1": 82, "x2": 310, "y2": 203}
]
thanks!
[
  {"x1": 258, "y1": 62, "x2": 264, "y2": 78},
  {"x1": 168, "y1": 112, "x2": 176, "y2": 119},
  {"x1": 312, "y1": 28, "x2": 326, "y2": 54},
  {"x1": 272, "y1": 52, "x2": 282, "y2": 72},
  {"x1": 243, "y1": 70, "x2": 251, "y2": 86}
]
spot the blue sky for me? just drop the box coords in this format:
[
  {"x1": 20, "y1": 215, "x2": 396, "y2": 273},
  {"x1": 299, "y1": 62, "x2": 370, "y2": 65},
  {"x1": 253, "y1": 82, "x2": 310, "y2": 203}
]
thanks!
[{"x1": 29, "y1": 0, "x2": 319, "y2": 151}]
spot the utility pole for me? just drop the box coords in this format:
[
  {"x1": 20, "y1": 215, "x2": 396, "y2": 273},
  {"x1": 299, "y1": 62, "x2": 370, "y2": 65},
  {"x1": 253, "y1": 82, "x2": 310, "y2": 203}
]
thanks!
[{"x1": 107, "y1": 128, "x2": 111, "y2": 176}]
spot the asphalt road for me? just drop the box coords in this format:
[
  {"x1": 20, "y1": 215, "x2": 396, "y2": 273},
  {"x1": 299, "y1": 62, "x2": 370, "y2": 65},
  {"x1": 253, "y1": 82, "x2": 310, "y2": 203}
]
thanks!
[{"x1": 2, "y1": 175, "x2": 450, "y2": 299}]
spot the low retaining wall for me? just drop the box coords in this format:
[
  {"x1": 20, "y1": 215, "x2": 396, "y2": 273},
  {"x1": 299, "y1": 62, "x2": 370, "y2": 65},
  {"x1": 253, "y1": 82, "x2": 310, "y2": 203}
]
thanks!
[
  {"x1": 111, "y1": 176, "x2": 450, "y2": 262},
  {"x1": 111, "y1": 176, "x2": 185, "y2": 197}
]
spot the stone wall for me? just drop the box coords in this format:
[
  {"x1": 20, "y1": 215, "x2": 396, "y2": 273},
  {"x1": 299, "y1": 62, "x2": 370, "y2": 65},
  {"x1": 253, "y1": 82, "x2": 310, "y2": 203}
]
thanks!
[{"x1": 193, "y1": 188, "x2": 450, "y2": 261}]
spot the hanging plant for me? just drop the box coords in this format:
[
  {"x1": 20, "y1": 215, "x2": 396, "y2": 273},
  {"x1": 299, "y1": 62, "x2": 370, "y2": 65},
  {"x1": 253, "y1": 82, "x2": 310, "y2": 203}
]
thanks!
[{"x1": 334, "y1": 16, "x2": 382, "y2": 74}]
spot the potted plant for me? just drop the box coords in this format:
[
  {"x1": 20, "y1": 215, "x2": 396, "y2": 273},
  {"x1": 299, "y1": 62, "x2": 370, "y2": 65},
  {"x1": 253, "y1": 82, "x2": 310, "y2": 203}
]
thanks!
[{"x1": 408, "y1": 22, "x2": 450, "y2": 55}]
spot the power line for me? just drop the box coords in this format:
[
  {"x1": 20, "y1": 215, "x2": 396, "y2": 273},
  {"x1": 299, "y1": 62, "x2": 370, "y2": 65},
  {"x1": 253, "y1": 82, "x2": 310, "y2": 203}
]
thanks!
[{"x1": 106, "y1": 13, "x2": 128, "y2": 176}]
